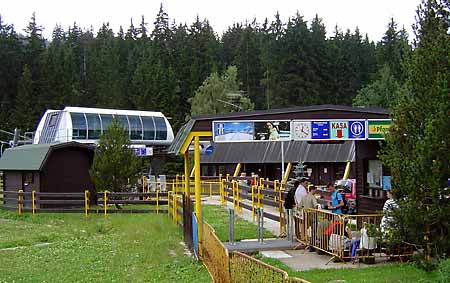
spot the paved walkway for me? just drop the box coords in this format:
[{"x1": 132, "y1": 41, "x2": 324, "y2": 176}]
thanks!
[{"x1": 202, "y1": 195, "x2": 389, "y2": 271}]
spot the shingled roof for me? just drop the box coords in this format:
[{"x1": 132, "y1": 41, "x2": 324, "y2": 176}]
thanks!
[{"x1": 0, "y1": 142, "x2": 93, "y2": 171}]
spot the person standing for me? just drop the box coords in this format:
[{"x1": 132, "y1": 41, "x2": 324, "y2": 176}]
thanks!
[
  {"x1": 327, "y1": 183, "x2": 344, "y2": 214},
  {"x1": 381, "y1": 190, "x2": 398, "y2": 234},
  {"x1": 295, "y1": 178, "x2": 308, "y2": 208},
  {"x1": 299, "y1": 185, "x2": 318, "y2": 209}
]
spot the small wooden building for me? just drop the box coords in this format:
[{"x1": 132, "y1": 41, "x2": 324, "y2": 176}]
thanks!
[{"x1": 0, "y1": 142, "x2": 94, "y2": 208}]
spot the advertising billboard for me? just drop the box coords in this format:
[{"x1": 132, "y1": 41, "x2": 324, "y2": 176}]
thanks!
[{"x1": 213, "y1": 121, "x2": 290, "y2": 142}]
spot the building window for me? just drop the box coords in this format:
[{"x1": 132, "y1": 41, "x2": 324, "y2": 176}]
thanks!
[
  {"x1": 367, "y1": 160, "x2": 383, "y2": 189},
  {"x1": 48, "y1": 113, "x2": 58, "y2": 127},
  {"x1": 115, "y1": 115, "x2": 130, "y2": 136},
  {"x1": 129, "y1": 115, "x2": 143, "y2": 140},
  {"x1": 99, "y1": 114, "x2": 114, "y2": 133},
  {"x1": 142, "y1": 116, "x2": 155, "y2": 140},
  {"x1": 154, "y1": 117, "x2": 167, "y2": 140},
  {"x1": 85, "y1": 113, "x2": 102, "y2": 139},
  {"x1": 70, "y1": 113, "x2": 87, "y2": 139}
]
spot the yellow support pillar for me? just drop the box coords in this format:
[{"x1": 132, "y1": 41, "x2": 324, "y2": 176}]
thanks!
[
  {"x1": 282, "y1": 162, "x2": 293, "y2": 184},
  {"x1": 343, "y1": 161, "x2": 351, "y2": 180},
  {"x1": 194, "y1": 136, "x2": 202, "y2": 255},
  {"x1": 233, "y1": 163, "x2": 241, "y2": 177}
]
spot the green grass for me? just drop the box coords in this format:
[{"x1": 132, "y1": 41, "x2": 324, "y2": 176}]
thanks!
[
  {"x1": 0, "y1": 210, "x2": 210, "y2": 283},
  {"x1": 258, "y1": 253, "x2": 448, "y2": 283},
  {"x1": 202, "y1": 204, "x2": 275, "y2": 242}
]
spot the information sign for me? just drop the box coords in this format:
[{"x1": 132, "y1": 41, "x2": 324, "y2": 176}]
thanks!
[
  {"x1": 368, "y1": 120, "x2": 391, "y2": 139},
  {"x1": 311, "y1": 121, "x2": 330, "y2": 139},
  {"x1": 348, "y1": 120, "x2": 366, "y2": 139},
  {"x1": 330, "y1": 121, "x2": 348, "y2": 139}
]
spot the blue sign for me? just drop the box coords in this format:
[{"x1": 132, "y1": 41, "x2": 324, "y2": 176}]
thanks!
[
  {"x1": 311, "y1": 121, "x2": 330, "y2": 139},
  {"x1": 213, "y1": 121, "x2": 254, "y2": 142},
  {"x1": 348, "y1": 120, "x2": 366, "y2": 139},
  {"x1": 134, "y1": 148, "x2": 146, "y2": 156},
  {"x1": 382, "y1": 176, "x2": 392, "y2": 191}
]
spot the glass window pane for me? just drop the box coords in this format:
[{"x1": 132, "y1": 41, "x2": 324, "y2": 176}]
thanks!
[
  {"x1": 129, "y1": 115, "x2": 143, "y2": 140},
  {"x1": 70, "y1": 113, "x2": 87, "y2": 139},
  {"x1": 141, "y1": 116, "x2": 155, "y2": 140},
  {"x1": 154, "y1": 117, "x2": 167, "y2": 140},
  {"x1": 86, "y1": 113, "x2": 102, "y2": 139},
  {"x1": 115, "y1": 115, "x2": 130, "y2": 135},
  {"x1": 100, "y1": 114, "x2": 113, "y2": 133}
]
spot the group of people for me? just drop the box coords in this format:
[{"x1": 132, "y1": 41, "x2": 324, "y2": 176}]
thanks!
[{"x1": 283, "y1": 177, "x2": 345, "y2": 215}]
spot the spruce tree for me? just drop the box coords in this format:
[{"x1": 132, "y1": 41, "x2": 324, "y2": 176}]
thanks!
[{"x1": 380, "y1": 0, "x2": 450, "y2": 259}]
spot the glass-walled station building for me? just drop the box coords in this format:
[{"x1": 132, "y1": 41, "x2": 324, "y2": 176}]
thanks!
[{"x1": 33, "y1": 107, "x2": 174, "y2": 147}]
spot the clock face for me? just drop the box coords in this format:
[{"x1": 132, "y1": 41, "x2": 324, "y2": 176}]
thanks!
[{"x1": 292, "y1": 122, "x2": 311, "y2": 140}]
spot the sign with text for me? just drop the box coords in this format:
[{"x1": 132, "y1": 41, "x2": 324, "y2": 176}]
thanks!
[
  {"x1": 330, "y1": 121, "x2": 348, "y2": 139},
  {"x1": 213, "y1": 121, "x2": 290, "y2": 142},
  {"x1": 312, "y1": 121, "x2": 330, "y2": 139},
  {"x1": 368, "y1": 120, "x2": 391, "y2": 139}
]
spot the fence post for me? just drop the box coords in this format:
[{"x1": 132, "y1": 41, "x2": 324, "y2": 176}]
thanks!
[
  {"x1": 173, "y1": 194, "x2": 177, "y2": 224},
  {"x1": 84, "y1": 190, "x2": 89, "y2": 217},
  {"x1": 32, "y1": 190, "x2": 36, "y2": 216},
  {"x1": 251, "y1": 185, "x2": 255, "y2": 222},
  {"x1": 103, "y1": 191, "x2": 108, "y2": 216},
  {"x1": 156, "y1": 190, "x2": 159, "y2": 214},
  {"x1": 209, "y1": 183, "x2": 212, "y2": 197},
  {"x1": 220, "y1": 179, "x2": 224, "y2": 205},
  {"x1": 257, "y1": 208, "x2": 264, "y2": 243},
  {"x1": 229, "y1": 208, "x2": 235, "y2": 244},
  {"x1": 17, "y1": 189, "x2": 23, "y2": 215},
  {"x1": 168, "y1": 191, "x2": 171, "y2": 220}
]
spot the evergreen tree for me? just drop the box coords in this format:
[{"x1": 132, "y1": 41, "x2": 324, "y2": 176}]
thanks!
[
  {"x1": 90, "y1": 119, "x2": 141, "y2": 193},
  {"x1": 0, "y1": 16, "x2": 23, "y2": 133},
  {"x1": 14, "y1": 65, "x2": 35, "y2": 131},
  {"x1": 380, "y1": 0, "x2": 450, "y2": 259},
  {"x1": 22, "y1": 13, "x2": 47, "y2": 130}
]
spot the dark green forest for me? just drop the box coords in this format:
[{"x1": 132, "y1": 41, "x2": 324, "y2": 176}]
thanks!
[{"x1": 0, "y1": 5, "x2": 411, "y2": 136}]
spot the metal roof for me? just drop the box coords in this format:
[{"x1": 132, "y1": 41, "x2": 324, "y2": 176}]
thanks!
[
  {"x1": 200, "y1": 141, "x2": 355, "y2": 163},
  {"x1": 167, "y1": 119, "x2": 195, "y2": 154},
  {"x1": 192, "y1": 104, "x2": 389, "y2": 121},
  {"x1": 0, "y1": 142, "x2": 93, "y2": 171}
]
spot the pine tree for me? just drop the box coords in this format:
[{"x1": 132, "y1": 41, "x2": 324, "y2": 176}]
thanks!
[
  {"x1": 380, "y1": 0, "x2": 450, "y2": 259},
  {"x1": 0, "y1": 16, "x2": 23, "y2": 133},
  {"x1": 90, "y1": 119, "x2": 141, "y2": 193}
]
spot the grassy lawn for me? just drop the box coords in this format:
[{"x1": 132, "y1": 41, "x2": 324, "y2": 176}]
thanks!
[
  {"x1": 0, "y1": 210, "x2": 210, "y2": 283},
  {"x1": 202, "y1": 204, "x2": 275, "y2": 241},
  {"x1": 258, "y1": 256, "x2": 446, "y2": 283},
  {"x1": 202, "y1": 204, "x2": 449, "y2": 283}
]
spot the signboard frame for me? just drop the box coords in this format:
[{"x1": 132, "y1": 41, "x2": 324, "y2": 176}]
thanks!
[
  {"x1": 212, "y1": 120, "x2": 291, "y2": 143},
  {"x1": 367, "y1": 119, "x2": 392, "y2": 140},
  {"x1": 291, "y1": 119, "x2": 367, "y2": 141}
]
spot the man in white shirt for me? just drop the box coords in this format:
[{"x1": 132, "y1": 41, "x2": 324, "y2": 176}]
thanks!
[{"x1": 295, "y1": 178, "x2": 308, "y2": 207}]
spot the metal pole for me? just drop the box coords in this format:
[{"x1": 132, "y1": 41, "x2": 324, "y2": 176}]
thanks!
[
  {"x1": 194, "y1": 136, "x2": 202, "y2": 255},
  {"x1": 258, "y1": 208, "x2": 264, "y2": 243},
  {"x1": 287, "y1": 209, "x2": 295, "y2": 242},
  {"x1": 228, "y1": 208, "x2": 235, "y2": 244},
  {"x1": 281, "y1": 141, "x2": 285, "y2": 179}
]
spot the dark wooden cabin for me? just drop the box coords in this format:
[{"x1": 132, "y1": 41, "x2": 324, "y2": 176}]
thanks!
[{"x1": 0, "y1": 142, "x2": 94, "y2": 209}]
